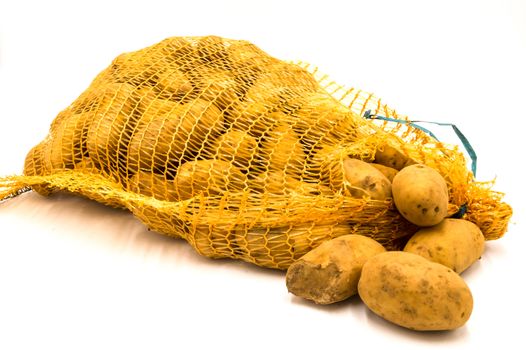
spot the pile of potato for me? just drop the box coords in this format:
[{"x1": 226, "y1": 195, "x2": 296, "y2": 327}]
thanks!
[
  {"x1": 286, "y1": 160, "x2": 485, "y2": 331},
  {"x1": 21, "y1": 35, "x2": 488, "y2": 332}
]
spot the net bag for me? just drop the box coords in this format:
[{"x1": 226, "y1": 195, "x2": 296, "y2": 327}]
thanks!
[{"x1": 0, "y1": 36, "x2": 512, "y2": 269}]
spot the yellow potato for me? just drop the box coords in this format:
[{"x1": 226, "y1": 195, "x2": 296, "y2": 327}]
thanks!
[
  {"x1": 370, "y1": 163, "x2": 398, "y2": 183},
  {"x1": 192, "y1": 223, "x2": 238, "y2": 259},
  {"x1": 256, "y1": 123, "x2": 306, "y2": 176},
  {"x1": 107, "y1": 50, "x2": 165, "y2": 86},
  {"x1": 23, "y1": 141, "x2": 55, "y2": 196},
  {"x1": 404, "y1": 219, "x2": 485, "y2": 274},
  {"x1": 45, "y1": 111, "x2": 90, "y2": 170},
  {"x1": 154, "y1": 67, "x2": 194, "y2": 100},
  {"x1": 159, "y1": 36, "x2": 196, "y2": 69},
  {"x1": 235, "y1": 222, "x2": 352, "y2": 270},
  {"x1": 250, "y1": 171, "x2": 333, "y2": 196},
  {"x1": 174, "y1": 159, "x2": 247, "y2": 200},
  {"x1": 321, "y1": 156, "x2": 392, "y2": 200},
  {"x1": 286, "y1": 234, "x2": 386, "y2": 304},
  {"x1": 189, "y1": 67, "x2": 243, "y2": 111},
  {"x1": 342, "y1": 158, "x2": 392, "y2": 200},
  {"x1": 374, "y1": 144, "x2": 415, "y2": 170},
  {"x1": 209, "y1": 130, "x2": 257, "y2": 170},
  {"x1": 127, "y1": 99, "x2": 224, "y2": 174},
  {"x1": 358, "y1": 251, "x2": 473, "y2": 331},
  {"x1": 84, "y1": 83, "x2": 142, "y2": 179},
  {"x1": 127, "y1": 171, "x2": 179, "y2": 201},
  {"x1": 392, "y1": 164, "x2": 449, "y2": 226},
  {"x1": 196, "y1": 35, "x2": 230, "y2": 67},
  {"x1": 292, "y1": 92, "x2": 359, "y2": 145}
]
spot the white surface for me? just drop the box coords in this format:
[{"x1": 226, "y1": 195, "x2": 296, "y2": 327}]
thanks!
[{"x1": 1, "y1": 1, "x2": 525, "y2": 349}]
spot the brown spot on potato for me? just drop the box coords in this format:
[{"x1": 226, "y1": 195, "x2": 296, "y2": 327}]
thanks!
[{"x1": 434, "y1": 206, "x2": 440, "y2": 213}]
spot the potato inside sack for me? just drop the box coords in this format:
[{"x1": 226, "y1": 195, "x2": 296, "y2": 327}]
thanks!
[
  {"x1": 370, "y1": 163, "x2": 398, "y2": 182},
  {"x1": 23, "y1": 142, "x2": 55, "y2": 196},
  {"x1": 250, "y1": 171, "x2": 333, "y2": 196},
  {"x1": 192, "y1": 223, "x2": 239, "y2": 259},
  {"x1": 159, "y1": 36, "x2": 196, "y2": 70},
  {"x1": 292, "y1": 92, "x2": 360, "y2": 146},
  {"x1": 127, "y1": 99, "x2": 224, "y2": 175},
  {"x1": 127, "y1": 170, "x2": 179, "y2": 201},
  {"x1": 374, "y1": 144, "x2": 415, "y2": 170},
  {"x1": 107, "y1": 50, "x2": 166, "y2": 87},
  {"x1": 318, "y1": 152, "x2": 392, "y2": 200},
  {"x1": 83, "y1": 83, "x2": 143, "y2": 180},
  {"x1": 286, "y1": 234, "x2": 386, "y2": 304},
  {"x1": 234, "y1": 221, "x2": 354, "y2": 269},
  {"x1": 256, "y1": 123, "x2": 306, "y2": 177},
  {"x1": 197, "y1": 35, "x2": 231, "y2": 68},
  {"x1": 404, "y1": 219, "x2": 485, "y2": 273},
  {"x1": 174, "y1": 159, "x2": 247, "y2": 200},
  {"x1": 209, "y1": 130, "x2": 257, "y2": 170},
  {"x1": 154, "y1": 66, "x2": 194, "y2": 101},
  {"x1": 190, "y1": 68, "x2": 244, "y2": 112},
  {"x1": 392, "y1": 164, "x2": 449, "y2": 226},
  {"x1": 45, "y1": 111, "x2": 90, "y2": 171}
]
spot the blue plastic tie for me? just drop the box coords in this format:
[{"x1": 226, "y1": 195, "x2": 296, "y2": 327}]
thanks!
[{"x1": 363, "y1": 110, "x2": 477, "y2": 177}]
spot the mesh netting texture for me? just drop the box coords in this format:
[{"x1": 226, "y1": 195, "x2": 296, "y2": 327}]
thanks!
[{"x1": 0, "y1": 36, "x2": 512, "y2": 269}]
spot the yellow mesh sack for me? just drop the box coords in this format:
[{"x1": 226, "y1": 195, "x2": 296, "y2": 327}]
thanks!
[{"x1": 0, "y1": 35, "x2": 512, "y2": 269}]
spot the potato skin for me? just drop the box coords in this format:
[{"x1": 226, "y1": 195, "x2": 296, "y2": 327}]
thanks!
[
  {"x1": 392, "y1": 164, "x2": 448, "y2": 226},
  {"x1": 127, "y1": 171, "x2": 179, "y2": 202},
  {"x1": 174, "y1": 159, "x2": 247, "y2": 200},
  {"x1": 342, "y1": 158, "x2": 392, "y2": 200},
  {"x1": 358, "y1": 251, "x2": 473, "y2": 331},
  {"x1": 370, "y1": 163, "x2": 398, "y2": 183},
  {"x1": 404, "y1": 219, "x2": 485, "y2": 273},
  {"x1": 374, "y1": 144, "x2": 415, "y2": 170},
  {"x1": 286, "y1": 235, "x2": 386, "y2": 304}
]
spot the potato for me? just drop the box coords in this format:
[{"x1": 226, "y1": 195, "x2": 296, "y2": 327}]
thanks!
[
  {"x1": 324, "y1": 157, "x2": 392, "y2": 200},
  {"x1": 107, "y1": 50, "x2": 165, "y2": 86},
  {"x1": 286, "y1": 234, "x2": 386, "y2": 304},
  {"x1": 174, "y1": 159, "x2": 247, "y2": 200},
  {"x1": 159, "y1": 36, "x2": 196, "y2": 69},
  {"x1": 154, "y1": 67, "x2": 194, "y2": 100},
  {"x1": 209, "y1": 130, "x2": 257, "y2": 170},
  {"x1": 235, "y1": 222, "x2": 353, "y2": 269},
  {"x1": 358, "y1": 251, "x2": 473, "y2": 331},
  {"x1": 256, "y1": 123, "x2": 306, "y2": 176},
  {"x1": 292, "y1": 92, "x2": 359, "y2": 145},
  {"x1": 197, "y1": 35, "x2": 230, "y2": 67},
  {"x1": 227, "y1": 40, "x2": 279, "y2": 85},
  {"x1": 188, "y1": 67, "x2": 243, "y2": 112},
  {"x1": 127, "y1": 99, "x2": 224, "y2": 175},
  {"x1": 23, "y1": 142, "x2": 55, "y2": 196},
  {"x1": 404, "y1": 219, "x2": 485, "y2": 273},
  {"x1": 127, "y1": 171, "x2": 179, "y2": 201},
  {"x1": 374, "y1": 144, "x2": 415, "y2": 170},
  {"x1": 392, "y1": 164, "x2": 449, "y2": 226},
  {"x1": 84, "y1": 83, "x2": 142, "y2": 178},
  {"x1": 370, "y1": 163, "x2": 398, "y2": 183},
  {"x1": 192, "y1": 223, "x2": 237, "y2": 259},
  {"x1": 46, "y1": 111, "x2": 90, "y2": 170},
  {"x1": 250, "y1": 171, "x2": 333, "y2": 196}
]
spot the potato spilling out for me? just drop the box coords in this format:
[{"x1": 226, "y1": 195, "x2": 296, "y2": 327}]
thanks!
[
  {"x1": 286, "y1": 235, "x2": 386, "y2": 304},
  {"x1": 392, "y1": 164, "x2": 449, "y2": 226},
  {"x1": 404, "y1": 219, "x2": 485, "y2": 273},
  {"x1": 358, "y1": 251, "x2": 473, "y2": 331}
]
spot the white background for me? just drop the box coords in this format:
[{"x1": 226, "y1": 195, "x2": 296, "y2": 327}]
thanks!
[{"x1": 1, "y1": 0, "x2": 525, "y2": 349}]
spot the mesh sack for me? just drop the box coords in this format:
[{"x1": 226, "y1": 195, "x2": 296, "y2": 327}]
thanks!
[{"x1": 0, "y1": 36, "x2": 512, "y2": 269}]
